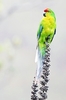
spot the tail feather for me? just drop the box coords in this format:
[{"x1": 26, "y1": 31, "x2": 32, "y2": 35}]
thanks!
[{"x1": 35, "y1": 48, "x2": 45, "y2": 83}]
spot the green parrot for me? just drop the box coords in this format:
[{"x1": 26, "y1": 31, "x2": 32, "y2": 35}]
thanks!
[{"x1": 35, "y1": 8, "x2": 56, "y2": 83}]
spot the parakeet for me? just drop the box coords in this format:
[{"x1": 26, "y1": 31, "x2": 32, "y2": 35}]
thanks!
[{"x1": 35, "y1": 8, "x2": 56, "y2": 83}]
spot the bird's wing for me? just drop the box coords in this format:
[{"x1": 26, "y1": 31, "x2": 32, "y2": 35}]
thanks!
[
  {"x1": 50, "y1": 29, "x2": 56, "y2": 42},
  {"x1": 37, "y1": 25, "x2": 43, "y2": 40},
  {"x1": 46, "y1": 29, "x2": 56, "y2": 43}
]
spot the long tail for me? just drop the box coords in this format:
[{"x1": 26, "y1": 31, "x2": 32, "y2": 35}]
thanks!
[{"x1": 35, "y1": 47, "x2": 45, "y2": 84}]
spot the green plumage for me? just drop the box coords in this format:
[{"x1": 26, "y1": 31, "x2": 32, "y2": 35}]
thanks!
[{"x1": 37, "y1": 8, "x2": 56, "y2": 57}]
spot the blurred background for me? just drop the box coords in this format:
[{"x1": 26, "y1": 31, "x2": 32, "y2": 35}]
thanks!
[{"x1": 0, "y1": 0, "x2": 66, "y2": 100}]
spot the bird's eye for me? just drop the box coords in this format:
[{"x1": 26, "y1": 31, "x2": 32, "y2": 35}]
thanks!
[{"x1": 43, "y1": 13, "x2": 46, "y2": 17}]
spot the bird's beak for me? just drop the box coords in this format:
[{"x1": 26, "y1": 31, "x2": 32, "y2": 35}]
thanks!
[{"x1": 44, "y1": 8, "x2": 49, "y2": 12}]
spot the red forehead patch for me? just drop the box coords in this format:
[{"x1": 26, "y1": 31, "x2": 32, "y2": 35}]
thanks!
[{"x1": 44, "y1": 8, "x2": 49, "y2": 12}]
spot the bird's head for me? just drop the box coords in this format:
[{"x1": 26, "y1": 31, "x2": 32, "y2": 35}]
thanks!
[{"x1": 43, "y1": 8, "x2": 56, "y2": 19}]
